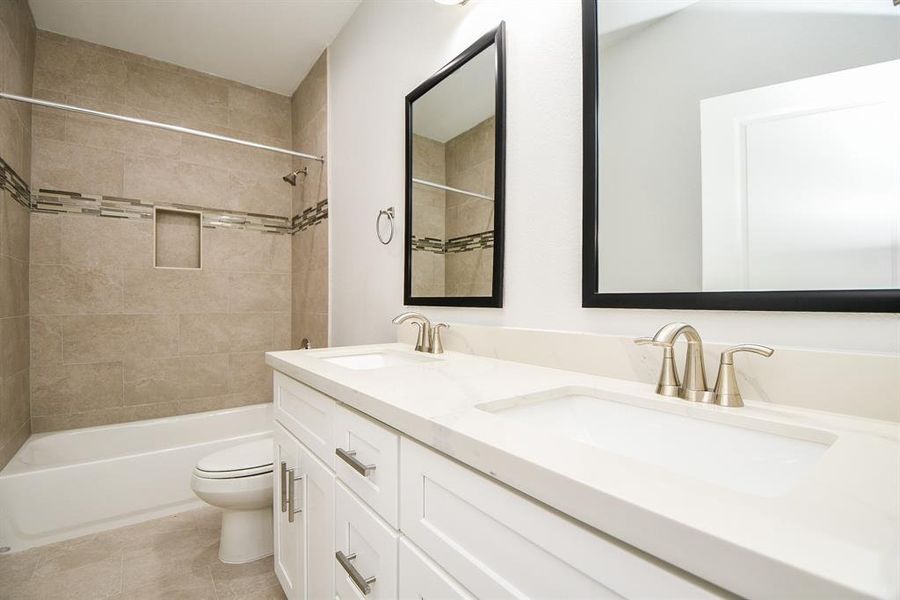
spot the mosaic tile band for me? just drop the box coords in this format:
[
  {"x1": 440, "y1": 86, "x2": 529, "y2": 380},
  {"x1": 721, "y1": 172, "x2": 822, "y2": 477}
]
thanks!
[
  {"x1": 412, "y1": 230, "x2": 494, "y2": 254},
  {"x1": 0, "y1": 157, "x2": 327, "y2": 235},
  {"x1": 292, "y1": 199, "x2": 328, "y2": 233},
  {"x1": 0, "y1": 156, "x2": 31, "y2": 210},
  {"x1": 33, "y1": 189, "x2": 294, "y2": 234}
]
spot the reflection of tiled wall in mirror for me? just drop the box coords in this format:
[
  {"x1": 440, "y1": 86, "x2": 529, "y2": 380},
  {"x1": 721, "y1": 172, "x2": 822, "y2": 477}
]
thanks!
[
  {"x1": 411, "y1": 134, "x2": 446, "y2": 297},
  {"x1": 446, "y1": 117, "x2": 494, "y2": 297},
  {"x1": 411, "y1": 117, "x2": 495, "y2": 297}
]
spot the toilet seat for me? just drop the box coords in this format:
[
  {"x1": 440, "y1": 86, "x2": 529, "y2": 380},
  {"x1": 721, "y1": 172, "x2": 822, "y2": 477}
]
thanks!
[{"x1": 194, "y1": 437, "x2": 273, "y2": 480}]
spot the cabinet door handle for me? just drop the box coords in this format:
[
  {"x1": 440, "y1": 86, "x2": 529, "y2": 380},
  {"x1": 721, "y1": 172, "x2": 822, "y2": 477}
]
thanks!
[
  {"x1": 279, "y1": 461, "x2": 288, "y2": 513},
  {"x1": 336, "y1": 551, "x2": 376, "y2": 595},
  {"x1": 286, "y1": 468, "x2": 304, "y2": 523},
  {"x1": 335, "y1": 447, "x2": 376, "y2": 477}
]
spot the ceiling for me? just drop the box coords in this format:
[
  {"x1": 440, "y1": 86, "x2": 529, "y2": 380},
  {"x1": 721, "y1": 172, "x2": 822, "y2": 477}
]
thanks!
[
  {"x1": 413, "y1": 45, "x2": 496, "y2": 143},
  {"x1": 28, "y1": 0, "x2": 361, "y2": 95}
]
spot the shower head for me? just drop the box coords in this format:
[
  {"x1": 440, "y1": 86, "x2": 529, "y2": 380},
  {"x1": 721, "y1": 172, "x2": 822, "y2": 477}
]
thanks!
[{"x1": 282, "y1": 167, "x2": 308, "y2": 186}]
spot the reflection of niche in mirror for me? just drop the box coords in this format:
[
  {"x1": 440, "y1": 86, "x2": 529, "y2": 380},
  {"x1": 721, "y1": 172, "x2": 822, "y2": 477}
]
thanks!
[
  {"x1": 411, "y1": 117, "x2": 495, "y2": 297},
  {"x1": 596, "y1": 0, "x2": 900, "y2": 293}
]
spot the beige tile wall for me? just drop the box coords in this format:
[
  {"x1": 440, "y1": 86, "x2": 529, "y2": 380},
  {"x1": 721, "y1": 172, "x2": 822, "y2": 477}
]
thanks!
[
  {"x1": 445, "y1": 117, "x2": 495, "y2": 297},
  {"x1": 291, "y1": 51, "x2": 329, "y2": 349},
  {"x1": 0, "y1": 0, "x2": 34, "y2": 469},
  {"x1": 28, "y1": 32, "x2": 295, "y2": 432},
  {"x1": 411, "y1": 134, "x2": 446, "y2": 297},
  {"x1": 409, "y1": 117, "x2": 495, "y2": 298}
]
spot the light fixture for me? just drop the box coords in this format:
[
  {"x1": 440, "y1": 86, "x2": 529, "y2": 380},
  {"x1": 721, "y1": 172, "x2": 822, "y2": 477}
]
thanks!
[{"x1": 434, "y1": 0, "x2": 469, "y2": 5}]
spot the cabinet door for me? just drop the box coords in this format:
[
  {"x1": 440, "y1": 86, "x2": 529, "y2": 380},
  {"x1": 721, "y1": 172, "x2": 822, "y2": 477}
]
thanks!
[
  {"x1": 399, "y1": 538, "x2": 474, "y2": 600},
  {"x1": 400, "y1": 438, "x2": 723, "y2": 599},
  {"x1": 298, "y1": 437, "x2": 335, "y2": 600},
  {"x1": 274, "y1": 423, "x2": 304, "y2": 600},
  {"x1": 335, "y1": 481, "x2": 399, "y2": 600}
]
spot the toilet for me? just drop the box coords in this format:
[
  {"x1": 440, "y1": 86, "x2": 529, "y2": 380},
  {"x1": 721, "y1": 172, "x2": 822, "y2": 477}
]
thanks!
[{"x1": 191, "y1": 437, "x2": 274, "y2": 564}]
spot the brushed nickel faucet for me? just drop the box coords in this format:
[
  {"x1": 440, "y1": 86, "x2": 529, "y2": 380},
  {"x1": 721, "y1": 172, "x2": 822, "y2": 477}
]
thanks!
[
  {"x1": 391, "y1": 312, "x2": 449, "y2": 354},
  {"x1": 635, "y1": 323, "x2": 773, "y2": 407}
]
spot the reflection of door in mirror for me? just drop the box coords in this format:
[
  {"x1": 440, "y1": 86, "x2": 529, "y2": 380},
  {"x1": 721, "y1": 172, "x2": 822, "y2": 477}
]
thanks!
[
  {"x1": 410, "y1": 45, "x2": 497, "y2": 298},
  {"x1": 701, "y1": 60, "x2": 900, "y2": 291},
  {"x1": 595, "y1": 0, "x2": 900, "y2": 294}
]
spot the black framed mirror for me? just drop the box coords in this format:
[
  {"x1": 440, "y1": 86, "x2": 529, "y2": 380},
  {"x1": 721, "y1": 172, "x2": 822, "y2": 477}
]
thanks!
[
  {"x1": 404, "y1": 23, "x2": 506, "y2": 308},
  {"x1": 582, "y1": 0, "x2": 900, "y2": 312}
]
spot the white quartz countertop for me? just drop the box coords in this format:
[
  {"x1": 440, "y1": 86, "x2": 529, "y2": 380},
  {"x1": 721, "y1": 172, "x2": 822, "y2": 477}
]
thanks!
[{"x1": 266, "y1": 343, "x2": 900, "y2": 599}]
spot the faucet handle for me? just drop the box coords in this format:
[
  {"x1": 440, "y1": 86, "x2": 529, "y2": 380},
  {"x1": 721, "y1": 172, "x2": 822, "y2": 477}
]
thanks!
[
  {"x1": 635, "y1": 337, "x2": 680, "y2": 397},
  {"x1": 713, "y1": 344, "x2": 774, "y2": 407},
  {"x1": 430, "y1": 323, "x2": 449, "y2": 354}
]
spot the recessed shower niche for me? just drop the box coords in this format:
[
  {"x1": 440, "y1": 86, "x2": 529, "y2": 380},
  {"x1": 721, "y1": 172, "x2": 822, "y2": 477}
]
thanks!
[{"x1": 154, "y1": 207, "x2": 203, "y2": 269}]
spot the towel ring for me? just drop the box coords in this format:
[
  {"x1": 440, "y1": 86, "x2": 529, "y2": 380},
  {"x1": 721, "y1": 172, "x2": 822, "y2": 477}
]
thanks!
[{"x1": 376, "y1": 207, "x2": 394, "y2": 245}]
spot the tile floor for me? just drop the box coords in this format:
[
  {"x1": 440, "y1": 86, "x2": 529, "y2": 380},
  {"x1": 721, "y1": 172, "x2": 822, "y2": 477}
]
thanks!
[{"x1": 0, "y1": 507, "x2": 286, "y2": 600}]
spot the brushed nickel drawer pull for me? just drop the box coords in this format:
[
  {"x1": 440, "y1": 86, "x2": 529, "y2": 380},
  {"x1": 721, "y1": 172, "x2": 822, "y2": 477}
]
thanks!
[
  {"x1": 336, "y1": 550, "x2": 376, "y2": 595},
  {"x1": 286, "y1": 469, "x2": 304, "y2": 522},
  {"x1": 336, "y1": 447, "x2": 376, "y2": 477},
  {"x1": 279, "y1": 461, "x2": 288, "y2": 513}
]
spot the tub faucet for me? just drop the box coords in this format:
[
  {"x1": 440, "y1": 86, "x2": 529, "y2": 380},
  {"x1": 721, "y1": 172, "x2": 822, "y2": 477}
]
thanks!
[{"x1": 392, "y1": 312, "x2": 432, "y2": 353}]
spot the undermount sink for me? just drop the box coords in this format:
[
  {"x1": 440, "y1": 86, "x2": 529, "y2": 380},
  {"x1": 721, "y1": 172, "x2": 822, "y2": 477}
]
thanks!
[
  {"x1": 478, "y1": 387, "x2": 834, "y2": 497},
  {"x1": 321, "y1": 350, "x2": 437, "y2": 370}
]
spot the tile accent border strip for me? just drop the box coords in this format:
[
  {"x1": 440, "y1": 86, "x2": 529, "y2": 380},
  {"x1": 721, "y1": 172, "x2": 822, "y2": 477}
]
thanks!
[
  {"x1": 412, "y1": 230, "x2": 494, "y2": 254},
  {"x1": 292, "y1": 199, "x2": 328, "y2": 233},
  {"x1": 33, "y1": 189, "x2": 293, "y2": 234},
  {"x1": 1, "y1": 152, "x2": 328, "y2": 236},
  {"x1": 0, "y1": 156, "x2": 31, "y2": 209}
]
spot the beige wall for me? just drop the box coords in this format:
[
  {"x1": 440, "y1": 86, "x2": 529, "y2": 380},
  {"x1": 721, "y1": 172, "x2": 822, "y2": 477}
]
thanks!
[
  {"x1": 0, "y1": 0, "x2": 34, "y2": 469},
  {"x1": 410, "y1": 117, "x2": 495, "y2": 297},
  {"x1": 28, "y1": 32, "x2": 294, "y2": 432},
  {"x1": 445, "y1": 117, "x2": 494, "y2": 297},
  {"x1": 411, "y1": 133, "x2": 446, "y2": 297},
  {"x1": 290, "y1": 51, "x2": 329, "y2": 348}
]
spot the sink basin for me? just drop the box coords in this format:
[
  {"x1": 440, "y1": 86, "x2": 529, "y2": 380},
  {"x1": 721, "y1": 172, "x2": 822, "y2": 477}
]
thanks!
[
  {"x1": 321, "y1": 350, "x2": 437, "y2": 370},
  {"x1": 478, "y1": 387, "x2": 834, "y2": 497}
]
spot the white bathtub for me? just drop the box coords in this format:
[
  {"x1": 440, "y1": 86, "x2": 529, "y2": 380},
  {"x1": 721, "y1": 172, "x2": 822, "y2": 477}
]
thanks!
[{"x1": 0, "y1": 403, "x2": 272, "y2": 553}]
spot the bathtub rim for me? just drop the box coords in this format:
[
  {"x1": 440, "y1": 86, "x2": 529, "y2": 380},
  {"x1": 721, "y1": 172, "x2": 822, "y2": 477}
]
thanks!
[{"x1": 0, "y1": 403, "x2": 273, "y2": 477}]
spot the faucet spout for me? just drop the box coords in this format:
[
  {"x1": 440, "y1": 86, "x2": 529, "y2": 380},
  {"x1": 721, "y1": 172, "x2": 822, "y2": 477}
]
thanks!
[
  {"x1": 650, "y1": 322, "x2": 713, "y2": 403},
  {"x1": 391, "y1": 312, "x2": 432, "y2": 352}
]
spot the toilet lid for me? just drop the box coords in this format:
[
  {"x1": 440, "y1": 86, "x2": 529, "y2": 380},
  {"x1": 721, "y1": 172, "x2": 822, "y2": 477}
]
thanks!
[{"x1": 196, "y1": 438, "x2": 274, "y2": 478}]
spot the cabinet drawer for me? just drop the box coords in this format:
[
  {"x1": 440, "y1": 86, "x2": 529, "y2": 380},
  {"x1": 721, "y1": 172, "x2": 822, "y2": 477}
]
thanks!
[
  {"x1": 335, "y1": 481, "x2": 399, "y2": 600},
  {"x1": 334, "y1": 404, "x2": 399, "y2": 528},
  {"x1": 399, "y1": 438, "x2": 723, "y2": 600},
  {"x1": 274, "y1": 372, "x2": 335, "y2": 467},
  {"x1": 399, "y1": 538, "x2": 474, "y2": 600}
]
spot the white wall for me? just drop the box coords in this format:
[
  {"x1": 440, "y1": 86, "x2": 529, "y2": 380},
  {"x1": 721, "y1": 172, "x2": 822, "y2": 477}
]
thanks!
[{"x1": 328, "y1": 0, "x2": 900, "y2": 354}]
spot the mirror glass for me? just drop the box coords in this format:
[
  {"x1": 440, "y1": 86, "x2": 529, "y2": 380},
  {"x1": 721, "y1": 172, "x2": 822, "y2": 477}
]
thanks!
[
  {"x1": 406, "y1": 30, "x2": 503, "y2": 306},
  {"x1": 594, "y1": 0, "x2": 900, "y2": 294}
]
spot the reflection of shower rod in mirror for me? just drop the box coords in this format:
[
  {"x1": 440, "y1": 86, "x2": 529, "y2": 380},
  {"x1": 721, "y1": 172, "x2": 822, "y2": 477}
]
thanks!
[{"x1": 412, "y1": 178, "x2": 493, "y2": 201}]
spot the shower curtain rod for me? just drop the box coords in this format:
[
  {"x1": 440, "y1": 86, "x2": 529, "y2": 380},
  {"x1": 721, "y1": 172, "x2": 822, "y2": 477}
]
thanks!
[
  {"x1": 412, "y1": 178, "x2": 493, "y2": 201},
  {"x1": 0, "y1": 92, "x2": 324, "y2": 162}
]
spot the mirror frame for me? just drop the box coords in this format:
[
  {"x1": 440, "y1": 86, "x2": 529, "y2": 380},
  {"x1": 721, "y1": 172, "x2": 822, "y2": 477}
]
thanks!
[
  {"x1": 404, "y1": 23, "x2": 506, "y2": 308},
  {"x1": 581, "y1": 0, "x2": 899, "y2": 313}
]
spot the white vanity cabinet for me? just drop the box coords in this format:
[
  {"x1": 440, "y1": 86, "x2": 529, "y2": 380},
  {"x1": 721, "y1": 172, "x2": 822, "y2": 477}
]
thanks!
[
  {"x1": 273, "y1": 422, "x2": 335, "y2": 600},
  {"x1": 272, "y1": 369, "x2": 720, "y2": 600}
]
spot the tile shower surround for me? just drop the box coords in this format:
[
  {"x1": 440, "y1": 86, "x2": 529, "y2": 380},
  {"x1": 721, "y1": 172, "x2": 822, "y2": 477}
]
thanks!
[
  {"x1": 0, "y1": 0, "x2": 35, "y2": 471},
  {"x1": 291, "y1": 51, "x2": 329, "y2": 350},
  {"x1": 23, "y1": 32, "x2": 329, "y2": 432}
]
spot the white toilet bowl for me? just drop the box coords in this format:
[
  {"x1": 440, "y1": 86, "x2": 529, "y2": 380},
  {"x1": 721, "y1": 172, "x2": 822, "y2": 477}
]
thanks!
[{"x1": 191, "y1": 437, "x2": 274, "y2": 564}]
